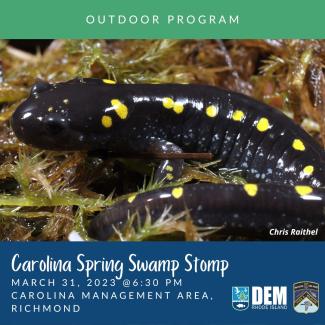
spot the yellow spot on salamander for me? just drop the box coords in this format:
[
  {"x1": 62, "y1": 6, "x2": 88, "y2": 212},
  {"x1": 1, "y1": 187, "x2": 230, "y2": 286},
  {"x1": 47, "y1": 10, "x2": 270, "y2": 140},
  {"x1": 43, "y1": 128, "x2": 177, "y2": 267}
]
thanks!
[
  {"x1": 172, "y1": 187, "x2": 183, "y2": 199},
  {"x1": 292, "y1": 139, "x2": 305, "y2": 151},
  {"x1": 103, "y1": 79, "x2": 116, "y2": 84},
  {"x1": 232, "y1": 110, "x2": 245, "y2": 122},
  {"x1": 303, "y1": 165, "x2": 314, "y2": 176},
  {"x1": 127, "y1": 195, "x2": 137, "y2": 203},
  {"x1": 256, "y1": 117, "x2": 270, "y2": 132},
  {"x1": 205, "y1": 105, "x2": 218, "y2": 118},
  {"x1": 162, "y1": 97, "x2": 185, "y2": 114},
  {"x1": 63, "y1": 99, "x2": 69, "y2": 105},
  {"x1": 111, "y1": 99, "x2": 128, "y2": 119},
  {"x1": 48, "y1": 107, "x2": 53, "y2": 112},
  {"x1": 166, "y1": 173, "x2": 174, "y2": 180},
  {"x1": 295, "y1": 185, "x2": 313, "y2": 196},
  {"x1": 165, "y1": 165, "x2": 173, "y2": 172},
  {"x1": 101, "y1": 115, "x2": 112, "y2": 128},
  {"x1": 243, "y1": 184, "x2": 258, "y2": 197},
  {"x1": 173, "y1": 102, "x2": 184, "y2": 114},
  {"x1": 162, "y1": 97, "x2": 174, "y2": 109}
]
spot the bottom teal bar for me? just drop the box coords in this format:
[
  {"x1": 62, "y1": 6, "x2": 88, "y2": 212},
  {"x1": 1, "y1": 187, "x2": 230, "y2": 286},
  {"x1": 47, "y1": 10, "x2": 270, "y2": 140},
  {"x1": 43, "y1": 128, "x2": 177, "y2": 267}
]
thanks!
[{"x1": 0, "y1": 242, "x2": 323, "y2": 325}]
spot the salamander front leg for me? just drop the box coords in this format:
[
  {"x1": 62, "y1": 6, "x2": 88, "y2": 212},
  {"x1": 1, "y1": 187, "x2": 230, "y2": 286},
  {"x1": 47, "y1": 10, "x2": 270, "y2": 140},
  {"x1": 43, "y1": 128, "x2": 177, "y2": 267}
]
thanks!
[
  {"x1": 120, "y1": 137, "x2": 184, "y2": 184},
  {"x1": 144, "y1": 138, "x2": 184, "y2": 183},
  {"x1": 154, "y1": 158, "x2": 183, "y2": 183}
]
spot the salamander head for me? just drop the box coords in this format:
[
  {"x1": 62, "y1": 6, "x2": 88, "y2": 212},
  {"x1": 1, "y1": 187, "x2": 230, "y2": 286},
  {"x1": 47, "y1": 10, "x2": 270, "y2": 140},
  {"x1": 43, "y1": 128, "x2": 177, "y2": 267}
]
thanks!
[{"x1": 11, "y1": 79, "x2": 114, "y2": 150}]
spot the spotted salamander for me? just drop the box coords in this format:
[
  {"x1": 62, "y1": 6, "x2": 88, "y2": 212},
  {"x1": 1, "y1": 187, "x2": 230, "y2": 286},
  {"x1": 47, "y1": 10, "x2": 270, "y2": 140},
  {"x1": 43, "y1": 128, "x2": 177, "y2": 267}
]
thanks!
[{"x1": 11, "y1": 78, "x2": 325, "y2": 240}]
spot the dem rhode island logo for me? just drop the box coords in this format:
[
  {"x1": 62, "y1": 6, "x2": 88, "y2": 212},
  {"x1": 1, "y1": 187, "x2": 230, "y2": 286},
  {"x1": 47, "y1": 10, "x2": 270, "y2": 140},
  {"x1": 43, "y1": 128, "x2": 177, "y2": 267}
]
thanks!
[
  {"x1": 232, "y1": 287, "x2": 249, "y2": 311},
  {"x1": 293, "y1": 281, "x2": 319, "y2": 314}
]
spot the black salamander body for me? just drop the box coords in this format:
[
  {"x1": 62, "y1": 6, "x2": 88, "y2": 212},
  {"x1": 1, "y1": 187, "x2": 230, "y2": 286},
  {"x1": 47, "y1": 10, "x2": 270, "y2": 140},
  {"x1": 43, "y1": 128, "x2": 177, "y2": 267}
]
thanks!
[
  {"x1": 11, "y1": 78, "x2": 325, "y2": 240},
  {"x1": 90, "y1": 183, "x2": 325, "y2": 240}
]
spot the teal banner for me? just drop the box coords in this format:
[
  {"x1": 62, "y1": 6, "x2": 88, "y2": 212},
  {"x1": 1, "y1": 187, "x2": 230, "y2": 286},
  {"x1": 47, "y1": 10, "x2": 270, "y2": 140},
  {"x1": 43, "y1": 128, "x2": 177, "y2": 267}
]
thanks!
[{"x1": 0, "y1": 0, "x2": 324, "y2": 39}]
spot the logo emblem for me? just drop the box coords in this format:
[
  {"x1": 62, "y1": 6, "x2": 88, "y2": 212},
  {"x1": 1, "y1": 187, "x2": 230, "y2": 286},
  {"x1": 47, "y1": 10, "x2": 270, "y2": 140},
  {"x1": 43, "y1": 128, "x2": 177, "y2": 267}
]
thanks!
[
  {"x1": 293, "y1": 281, "x2": 319, "y2": 314},
  {"x1": 232, "y1": 286, "x2": 249, "y2": 311}
]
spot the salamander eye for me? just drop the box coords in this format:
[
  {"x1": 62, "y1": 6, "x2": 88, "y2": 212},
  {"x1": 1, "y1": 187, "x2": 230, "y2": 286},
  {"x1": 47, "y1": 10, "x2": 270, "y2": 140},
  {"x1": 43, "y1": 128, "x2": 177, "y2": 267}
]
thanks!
[
  {"x1": 31, "y1": 79, "x2": 51, "y2": 95},
  {"x1": 45, "y1": 118, "x2": 66, "y2": 136}
]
